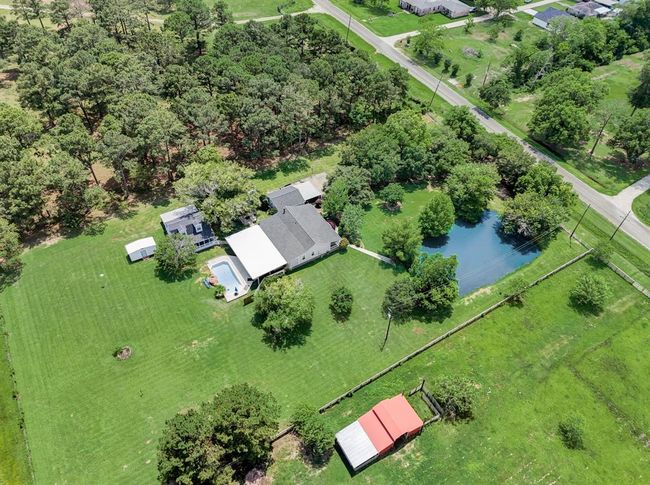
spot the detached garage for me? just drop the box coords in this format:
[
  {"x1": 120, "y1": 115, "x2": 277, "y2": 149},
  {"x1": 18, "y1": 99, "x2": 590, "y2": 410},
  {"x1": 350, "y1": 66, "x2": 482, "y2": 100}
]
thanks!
[
  {"x1": 125, "y1": 237, "x2": 156, "y2": 262},
  {"x1": 335, "y1": 394, "x2": 424, "y2": 472}
]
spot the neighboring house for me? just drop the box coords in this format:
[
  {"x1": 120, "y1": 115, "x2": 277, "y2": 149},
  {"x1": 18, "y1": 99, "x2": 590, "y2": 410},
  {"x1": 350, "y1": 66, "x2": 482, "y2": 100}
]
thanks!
[
  {"x1": 399, "y1": 0, "x2": 473, "y2": 18},
  {"x1": 160, "y1": 205, "x2": 218, "y2": 252},
  {"x1": 532, "y1": 7, "x2": 572, "y2": 29},
  {"x1": 336, "y1": 395, "x2": 424, "y2": 472},
  {"x1": 125, "y1": 237, "x2": 156, "y2": 262},
  {"x1": 567, "y1": 1, "x2": 610, "y2": 18},
  {"x1": 267, "y1": 180, "x2": 322, "y2": 211},
  {"x1": 594, "y1": 0, "x2": 618, "y2": 7},
  {"x1": 226, "y1": 204, "x2": 341, "y2": 281}
]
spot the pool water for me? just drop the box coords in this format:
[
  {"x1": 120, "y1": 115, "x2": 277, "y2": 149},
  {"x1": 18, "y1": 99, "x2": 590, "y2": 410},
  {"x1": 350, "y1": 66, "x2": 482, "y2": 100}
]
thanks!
[
  {"x1": 421, "y1": 211, "x2": 540, "y2": 296},
  {"x1": 210, "y1": 262, "x2": 242, "y2": 294}
]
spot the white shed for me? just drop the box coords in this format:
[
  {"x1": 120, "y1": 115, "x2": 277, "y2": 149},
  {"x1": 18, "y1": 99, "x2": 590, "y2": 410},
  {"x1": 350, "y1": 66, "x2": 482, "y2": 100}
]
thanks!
[{"x1": 125, "y1": 237, "x2": 157, "y2": 262}]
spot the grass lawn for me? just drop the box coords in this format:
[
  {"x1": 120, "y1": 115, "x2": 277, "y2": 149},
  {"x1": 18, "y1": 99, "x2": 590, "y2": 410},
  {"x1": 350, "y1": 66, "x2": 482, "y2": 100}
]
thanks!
[
  {"x1": 0, "y1": 195, "x2": 584, "y2": 483},
  {"x1": 632, "y1": 190, "x2": 650, "y2": 227},
  {"x1": 221, "y1": 0, "x2": 312, "y2": 19},
  {"x1": 269, "y1": 259, "x2": 650, "y2": 483},
  {"x1": 402, "y1": 17, "x2": 649, "y2": 195},
  {"x1": 330, "y1": 0, "x2": 458, "y2": 37}
]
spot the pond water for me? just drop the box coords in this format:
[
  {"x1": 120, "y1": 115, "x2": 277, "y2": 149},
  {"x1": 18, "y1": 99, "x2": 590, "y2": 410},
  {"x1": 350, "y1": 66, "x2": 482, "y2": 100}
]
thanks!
[{"x1": 421, "y1": 211, "x2": 540, "y2": 296}]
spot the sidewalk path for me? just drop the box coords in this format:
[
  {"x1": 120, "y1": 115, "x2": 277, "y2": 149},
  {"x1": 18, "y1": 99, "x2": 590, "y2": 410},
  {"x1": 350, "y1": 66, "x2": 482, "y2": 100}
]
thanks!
[
  {"x1": 609, "y1": 174, "x2": 650, "y2": 214},
  {"x1": 234, "y1": 5, "x2": 324, "y2": 24},
  {"x1": 349, "y1": 245, "x2": 395, "y2": 265}
]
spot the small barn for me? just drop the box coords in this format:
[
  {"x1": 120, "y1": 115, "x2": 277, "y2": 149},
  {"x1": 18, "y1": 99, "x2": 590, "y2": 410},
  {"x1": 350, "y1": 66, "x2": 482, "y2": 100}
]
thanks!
[
  {"x1": 125, "y1": 237, "x2": 156, "y2": 262},
  {"x1": 336, "y1": 395, "x2": 424, "y2": 472}
]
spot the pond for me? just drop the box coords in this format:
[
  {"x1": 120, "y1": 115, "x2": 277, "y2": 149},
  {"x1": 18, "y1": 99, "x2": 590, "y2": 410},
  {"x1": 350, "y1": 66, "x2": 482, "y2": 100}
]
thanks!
[{"x1": 421, "y1": 211, "x2": 540, "y2": 296}]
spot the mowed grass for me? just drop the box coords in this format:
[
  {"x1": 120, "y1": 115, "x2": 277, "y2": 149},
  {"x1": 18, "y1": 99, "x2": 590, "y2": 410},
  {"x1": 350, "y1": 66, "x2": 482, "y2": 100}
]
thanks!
[
  {"x1": 331, "y1": 0, "x2": 457, "y2": 37},
  {"x1": 223, "y1": 0, "x2": 313, "y2": 19},
  {"x1": 269, "y1": 260, "x2": 650, "y2": 483},
  {"x1": 0, "y1": 198, "x2": 584, "y2": 483},
  {"x1": 632, "y1": 190, "x2": 650, "y2": 227}
]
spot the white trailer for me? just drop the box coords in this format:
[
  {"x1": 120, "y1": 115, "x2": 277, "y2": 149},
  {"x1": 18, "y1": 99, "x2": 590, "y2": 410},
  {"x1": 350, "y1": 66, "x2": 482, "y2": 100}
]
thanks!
[{"x1": 125, "y1": 237, "x2": 157, "y2": 262}]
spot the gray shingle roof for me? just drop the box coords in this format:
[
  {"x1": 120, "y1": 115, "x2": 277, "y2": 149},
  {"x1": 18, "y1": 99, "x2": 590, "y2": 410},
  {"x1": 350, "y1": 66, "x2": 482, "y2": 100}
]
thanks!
[
  {"x1": 160, "y1": 205, "x2": 215, "y2": 246},
  {"x1": 535, "y1": 6, "x2": 571, "y2": 22},
  {"x1": 267, "y1": 186, "x2": 305, "y2": 210},
  {"x1": 259, "y1": 204, "x2": 340, "y2": 261}
]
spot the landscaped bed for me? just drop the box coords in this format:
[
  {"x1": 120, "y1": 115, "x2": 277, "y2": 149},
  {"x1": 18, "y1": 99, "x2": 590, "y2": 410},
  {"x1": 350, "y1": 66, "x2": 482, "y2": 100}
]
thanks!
[{"x1": 0, "y1": 202, "x2": 583, "y2": 483}]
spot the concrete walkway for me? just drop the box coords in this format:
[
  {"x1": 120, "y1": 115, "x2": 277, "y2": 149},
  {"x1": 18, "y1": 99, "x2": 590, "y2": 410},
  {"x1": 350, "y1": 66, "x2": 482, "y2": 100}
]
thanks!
[
  {"x1": 349, "y1": 245, "x2": 395, "y2": 265},
  {"x1": 313, "y1": 0, "x2": 650, "y2": 248},
  {"x1": 609, "y1": 174, "x2": 650, "y2": 214},
  {"x1": 381, "y1": 0, "x2": 561, "y2": 45},
  {"x1": 234, "y1": 5, "x2": 324, "y2": 24}
]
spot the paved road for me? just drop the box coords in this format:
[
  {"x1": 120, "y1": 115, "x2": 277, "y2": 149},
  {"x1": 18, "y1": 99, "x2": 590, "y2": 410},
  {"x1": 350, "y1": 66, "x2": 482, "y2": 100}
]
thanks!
[{"x1": 313, "y1": 0, "x2": 650, "y2": 248}]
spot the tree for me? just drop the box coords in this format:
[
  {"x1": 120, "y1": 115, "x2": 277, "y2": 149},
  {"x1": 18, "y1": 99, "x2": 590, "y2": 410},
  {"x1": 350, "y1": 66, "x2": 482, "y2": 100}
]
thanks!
[
  {"x1": 429, "y1": 126, "x2": 471, "y2": 178},
  {"x1": 431, "y1": 375, "x2": 478, "y2": 421},
  {"x1": 0, "y1": 217, "x2": 21, "y2": 287},
  {"x1": 13, "y1": 0, "x2": 47, "y2": 29},
  {"x1": 340, "y1": 124, "x2": 400, "y2": 186},
  {"x1": 410, "y1": 253, "x2": 458, "y2": 314},
  {"x1": 592, "y1": 241, "x2": 613, "y2": 265},
  {"x1": 164, "y1": 11, "x2": 194, "y2": 43},
  {"x1": 255, "y1": 276, "x2": 315, "y2": 342},
  {"x1": 330, "y1": 285, "x2": 353, "y2": 321},
  {"x1": 608, "y1": 108, "x2": 650, "y2": 165},
  {"x1": 381, "y1": 219, "x2": 422, "y2": 267},
  {"x1": 321, "y1": 179, "x2": 350, "y2": 221},
  {"x1": 383, "y1": 109, "x2": 433, "y2": 181},
  {"x1": 339, "y1": 204, "x2": 364, "y2": 245},
  {"x1": 49, "y1": 0, "x2": 77, "y2": 29},
  {"x1": 558, "y1": 415, "x2": 585, "y2": 450},
  {"x1": 629, "y1": 61, "x2": 650, "y2": 112},
  {"x1": 382, "y1": 275, "x2": 417, "y2": 321},
  {"x1": 52, "y1": 113, "x2": 99, "y2": 183},
  {"x1": 443, "y1": 106, "x2": 482, "y2": 143},
  {"x1": 0, "y1": 102, "x2": 42, "y2": 148},
  {"x1": 446, "y1": 163, "x2": 499, "y2": 223},
  {"x1": 501, "y1": 191, "x2": 565, "y2": 241},
  {"x1": 0, "y1": 151, "x2": 47, "y2": 230},
  {"x1": 174, "y1": 155, "x2": 259, "y2": 233},
  {"x1": 451, "y1": 63, "x2": 460, "y2": 78},
  {"x1": 419, "y1": 190, "x2": 455, "y2": 238},
  {"x1": 530, "y1": 68, "x2": 607, "y2": 147},
  {"x1": 155, "y1": 233, "x2": 197, "y2": 279},
  {"x1": 327, "y1": 166, "x2": 374, "y2": 207},
  {"x1": 479, "y1": 77, "x2": 512, "y2": 110},
  {"x1": 212, "y1": 0, "x2": 233, "y2": 27},
  {"x1": 379, "y1": 183, "x2": 405, "y2": 209},
  {"x1": 465, "y1": 72, "x2": 474, "y2": 87},
  {"x1": 491, "y1": 134, "x2": 536, "y2": 190},
  {"x1": 158, "y1": 384, "x2": 279, "y2": 484},
  {"x1": 177, "y1": 0, "x2": 212, "y2": 54},
  {"x1": 475, "y1": 0, "x2": 518, "y2": 19},
  {"x1": 516, "y1": 163, "x2": 576, "y2": 208},
  {"x1": 291, "y1": 404, "x2": 332, "y2": 459},
  {"x1": 412, "y1": 25, "x2": 444, "y2": 59},
  {"x1": 570, "y1": 274, "x2": 610, "y2": 311}
]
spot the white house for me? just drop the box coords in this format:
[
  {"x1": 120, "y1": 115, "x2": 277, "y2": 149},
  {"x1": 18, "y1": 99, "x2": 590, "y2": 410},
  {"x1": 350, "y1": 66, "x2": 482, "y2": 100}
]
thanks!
[{"x1": 125, "y1": 237, "x2": 156, "y2": 262}]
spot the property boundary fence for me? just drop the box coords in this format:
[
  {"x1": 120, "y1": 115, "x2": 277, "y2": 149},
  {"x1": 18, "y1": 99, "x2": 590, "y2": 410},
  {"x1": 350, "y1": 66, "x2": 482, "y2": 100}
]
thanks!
[
  {"x1": 271, "y1": 248, "x2": 592, "y2": 442},
  {"x1": 0, "y1": 305, "x2": 36, "y2": 484}
]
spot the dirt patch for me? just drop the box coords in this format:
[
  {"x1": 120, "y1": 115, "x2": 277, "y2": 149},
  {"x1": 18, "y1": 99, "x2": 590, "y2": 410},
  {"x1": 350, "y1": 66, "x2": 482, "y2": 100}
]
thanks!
[
  {"x1": 272, "y1": 433, "x2": 301, "y2": 462},
  {"x1": 245, "y1": 468, "x2": 271, "y2": 485},
  {"x1": 593, "y1": 72, "x2": 615, "y2": 81},
  {"x1": 0, "y1": 68, "x2": 19, "y2": 82},
  {"x1": 514, "y1": 94, "x2": 535, "y2": 103},
  {"x1": 462, "y1": 286, "x2": 492, "y2": 304},
  {"x1": 412, "y1": 326, "x2": 425, "y2": 335},
  {"x1": 114, "y1": 346, "x2": 132, "y2": 360}
]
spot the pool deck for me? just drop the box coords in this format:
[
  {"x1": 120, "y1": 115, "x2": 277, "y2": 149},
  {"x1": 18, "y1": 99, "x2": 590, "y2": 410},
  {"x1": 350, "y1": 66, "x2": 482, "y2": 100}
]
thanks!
[{"x1": 206, "y1": 255, "x2": 252, "y2": 302}]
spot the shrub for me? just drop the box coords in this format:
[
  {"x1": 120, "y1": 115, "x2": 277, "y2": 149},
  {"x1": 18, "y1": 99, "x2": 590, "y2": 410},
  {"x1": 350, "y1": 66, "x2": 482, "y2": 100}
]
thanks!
[
  {"x1": 330, "y1": 285, "x2": 353, "y2": 320},
  {"x1": 504, "y1": 276, "x2": 528, "y2": 304},
  {"x1": 465, "y1": 73, "x2": 474, "y2": 87},
  {"x1": 443, "y1": 58, "x2": 452, "y2": 72},
  {"x1": 558, "y1": 415, "x2": 584, "y2": 449},
  {"x1": 339, "y1": 237, "x2": 349, "y2": 250},
  {"x1": 451, "y1": 63, "x2": 460, "y2": 78},
  {"x1": 291, "y1": 404, "x2": 332, "y2": 458},
  {"x1": 382, "y1": 275, "x2": 417, "y2": 321},
  {"x1": 379, "y1": 183, "x2": 405, "y2": 209},
  {"x1": 592, "y1": 242, "x2": 613, "y2": 264},
  {"x1": 419, "y1": 190, "x2": 455, "y2": 238},
  {"x1": 432, "y1": 51, "x2": 443, "y2": 65},
  {"x1": 214, "y1": 284, "x2": 226, "y2": 299},
  {"x1": 514, "y1": 29, "x2": 523, "y2": 41},
  {"x1": 431, "y1": 375, "x2": 478, "y2": 421},
  {"x1": 570, "y1": 274, "x2": 610, "y2": 311}
]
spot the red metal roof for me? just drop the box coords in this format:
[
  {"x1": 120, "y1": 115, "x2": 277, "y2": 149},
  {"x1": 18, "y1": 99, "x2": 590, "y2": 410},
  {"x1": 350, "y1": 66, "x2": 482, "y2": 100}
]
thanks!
[{"x1": 357, "y1": 394, "x2": 423, "y2": 454}]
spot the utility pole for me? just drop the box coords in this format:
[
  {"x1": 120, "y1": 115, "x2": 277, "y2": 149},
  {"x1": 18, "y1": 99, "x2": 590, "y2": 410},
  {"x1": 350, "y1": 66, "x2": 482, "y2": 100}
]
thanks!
[
  {"x1": 381, "y1": 309, "x2": 392, "y2": 351},
  {"x1": 428, "y1": 77, "x2": 442, "y2": 111},
  {"x1": 589, "y1": 113, "x2": 613, "y2": 158},
  {"x1": 345, "y1": 14, "x2": 352, "y2": 43},
  {"x1": 482, "y1": 61, "x2": 491, "y2": 87},
  {"x1": 609, "y1": 211, "x2": 630, "y2": 241},
  {"x1": 569, "y1": 205, "x2": 590, "y2": 244}
]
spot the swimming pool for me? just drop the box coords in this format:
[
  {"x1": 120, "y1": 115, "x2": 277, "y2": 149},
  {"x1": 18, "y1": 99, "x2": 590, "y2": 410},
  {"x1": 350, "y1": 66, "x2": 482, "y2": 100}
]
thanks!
[
  {"x1": 210, "y1": 261, "x2": 242, "y2": 294},
  {"x1": 421, "y1": 211, "x2": 540, "y2": 296}
]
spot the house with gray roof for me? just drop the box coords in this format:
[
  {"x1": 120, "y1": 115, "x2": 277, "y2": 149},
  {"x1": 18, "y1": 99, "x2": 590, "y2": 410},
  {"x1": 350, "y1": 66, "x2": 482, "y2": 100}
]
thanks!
[
  {"x1": 532, "y1": 7, "x2": 572, "y2": 29},
  {"x1": 567, "y1": 1, "x2": 610, "y2": 18},
  {"x1": 399, "y1": 0, "x2": 473, "y2": 18},
  {"x1": 267, "y1": 180, "x2": 322, "y2": 211},
  {"x1": 160, "y1": 205, "x2": 217, "y2": 252}
]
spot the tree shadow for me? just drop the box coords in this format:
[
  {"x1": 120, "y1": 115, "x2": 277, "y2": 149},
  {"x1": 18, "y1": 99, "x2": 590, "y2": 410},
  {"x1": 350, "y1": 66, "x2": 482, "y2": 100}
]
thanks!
[
  {"x1": 154, "y1": 266, "x2": 195, "y2": 283},
  {"x1": 569, "y1": 298, "x2": 603, "y2": 317},
  {"x1": 259, "y1": 319, "x2": 313, "y2": 351},
  {"x1": 0, "y1": 263, "x2": 23, "y2": 292}
]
